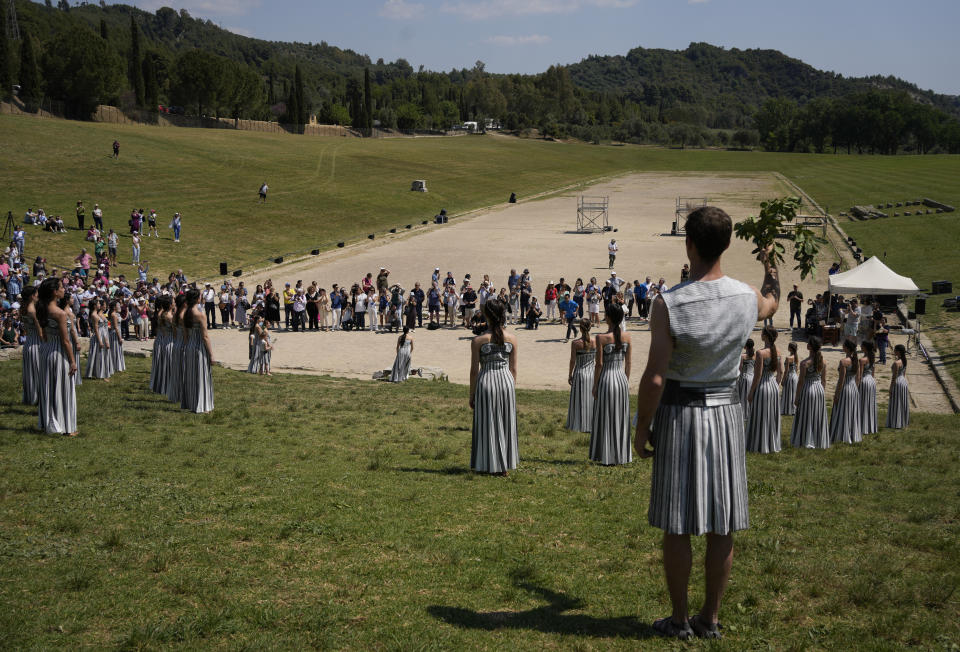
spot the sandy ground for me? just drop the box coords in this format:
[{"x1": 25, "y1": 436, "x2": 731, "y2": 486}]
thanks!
[{"x1": 118, "y1": 172, "x2": 952, "y2": 413}]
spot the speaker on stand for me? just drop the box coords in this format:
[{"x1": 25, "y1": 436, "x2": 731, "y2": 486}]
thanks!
[{"x1": 219, "y1": 262, "x2": 228, "y2": 276}]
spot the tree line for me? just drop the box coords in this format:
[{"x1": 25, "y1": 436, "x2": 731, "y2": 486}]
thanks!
[{"x1": 2, "y1": 1, "x2": 958, "y2": 153}]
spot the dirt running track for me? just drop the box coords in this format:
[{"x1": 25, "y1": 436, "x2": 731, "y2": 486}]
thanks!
[{"x1": 125, "y1": 172, "x2": 951, "y2": 414}]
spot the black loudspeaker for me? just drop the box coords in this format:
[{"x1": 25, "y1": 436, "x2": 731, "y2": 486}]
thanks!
[
  {"x1": 274, "y1": 256, "x2": 283, "y2": 264},
  {"x1": 914, "y1": 297, "x2": 926, "y2": 315},
  {"x1": 405, "y1": 224, "x2": 412, "y2": 229},
  {"x1": 311, "y1": 249, "x2": 320, "y2": 255},
  {"x1": 422, "y1": 220, "x2": 428, "y2": 225},
  {"x1": 219, "y1": 262, "x2": 228, "y2": 275},
  {"x1": 368, "y1": 234, "x2": 375, "y2": 240},
  {"x1": 389, "y1": 228, "x2": 396, "y2": 233},
  {"x1": 932, "y1": 280, "x2": 953, "y2": 294},
  {"x1": 509, "y1": 192, "x2": 517, "y2": 203},
  {"x1": 232, "y1": 270, "x2": 242, "y2": 277},
  {"x1": 337, "y1": 242, "x2": 345, "y2": 248}
]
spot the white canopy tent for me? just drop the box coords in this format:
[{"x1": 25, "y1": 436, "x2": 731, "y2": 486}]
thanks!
[{"x1": 827, "y1": 256, "x2": 921, "y2": 295}]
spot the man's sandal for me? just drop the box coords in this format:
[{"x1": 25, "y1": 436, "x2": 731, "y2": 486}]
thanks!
[
  {"x1": 689, "y1": 613, "x2": 723, "y2": 639},
  {"x1": 652, "y1": 617, "x2": 694, "y2": 640}
]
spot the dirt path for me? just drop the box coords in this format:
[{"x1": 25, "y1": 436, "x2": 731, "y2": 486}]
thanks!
[{"x1": 121, "y1": 172, "x2": 952, "y2": 413}]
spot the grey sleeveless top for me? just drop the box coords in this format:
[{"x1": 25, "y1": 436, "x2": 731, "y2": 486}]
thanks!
[{"x1": 660, "y1": 276, "x2": 758, "y2": 387}]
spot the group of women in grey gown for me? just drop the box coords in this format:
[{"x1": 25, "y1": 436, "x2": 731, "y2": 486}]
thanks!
[
  {"x1": 84, "y1": 298, "x2": 125, "y2": 380},
  {"x1": 152, "y1": 289, "x2": 215, "y2": 413},
  {"x1": 247, "y1": 313, "x2": 274, "y2": 376},
  {"x1": 736, "y1": 328, "x2": 911, "y2": 453},
  {"x1": 21, "y1": 280, "x2": 79, "y2": 437}
]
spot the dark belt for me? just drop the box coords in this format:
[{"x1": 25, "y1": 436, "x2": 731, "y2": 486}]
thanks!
[{"x1": 661, "y1": 379, "x2": 740, "y2": 407}]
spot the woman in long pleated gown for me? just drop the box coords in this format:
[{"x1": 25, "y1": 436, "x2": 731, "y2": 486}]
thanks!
[
  {"x1": 247, "y1": 315, "x2": 264, "y2": 374},
  {"x1": 829, "y1": 338, "x2": 862, "y2": 444},
  {"x1": 180, "y1": 289, "x2": 215, "y2": 413},
  {"x1": 859, "y1": 341, "x2": 878, "y2": 435},
  {"x1": 737, "y1": 339, "x2": 755, "y2": 414},
  {"x1": 390, "y1": 327, "x2": 414, "y2": 382},
  {"x1": 166, "y1": 294, "x2": 187, "y2": 402},
  {"x1": 36, "y1": 278, "x2": 78, "y2": 437},
  {"x1": 62, "y1": 294, "x2": 82, "y2": 388},
  {"x1": 149, "y1": 296, "x2": 173, "y2": 393},
  {"x1": 20, "y1": 286, "x2": 43, "y2": 405},
  {"x1": 886, "y1": 344, "x2": 910, "y2": 429},
  {"x1": 469, "y1": 300, "x2": 518, "y2": 475},
  {"x1": 84, "y1": 299, "x2": 112, "y2": 380},
  {"x1": 590, "y1": 304, "x2": 632, "y2": 465},
  {"x1": 107, "y1": 300, "x2": 125, "y2": 374},
  {"x1": 791, "y1": 336, "x2": 830, "y2": 448},
  {"x1": 780, "y1": 342, "x2": 799, "y2": 416},
  {"x1": 746, "y1": 325, "x2": 782, "y2": 453},
  {"x1": 566, "y1": 319, "x2": 595, "y2": 432}
]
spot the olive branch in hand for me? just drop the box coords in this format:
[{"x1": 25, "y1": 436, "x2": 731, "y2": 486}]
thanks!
[{"x1": 733, "y1": 196, "x2": 826, "y2": 280}]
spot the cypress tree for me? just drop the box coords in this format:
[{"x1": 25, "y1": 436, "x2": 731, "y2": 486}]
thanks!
[
  {"x1": 142, "y1": 53, "x2": 159, "y2": 110},
  {"x1": 267, "y1": 70, "x2": 275, "y2": 105},
  {"x1": 100, "y1": 18, "x2": 108, "y2": 40},
  {"x1": 129, "y1": 15, "x2": 144, "y2": 106},
  {"x1": 363, "y1": 67, "x2": 373, "y2": 132},
  {"x1": 0, "y1": 8, "x2": 11, "y2": 101},
  {"x1": 285, "y1": 87, "x2": 299, "y2": 130},
  {"x1": 18, "y1": 34, "x2": 42, "y2": 109}
]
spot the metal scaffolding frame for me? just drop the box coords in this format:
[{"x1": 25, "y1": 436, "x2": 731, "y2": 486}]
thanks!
[
  {"x1": 674, "y1": 197, "x2": 708, "y2": 234},
  {"x1": 576, "y1": 195, "x2": 609, "y2": 232}
]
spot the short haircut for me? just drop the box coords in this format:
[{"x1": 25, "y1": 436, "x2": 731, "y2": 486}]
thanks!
[{"x1": 686, "y1": 206, "x2": 732, "y2": 262}]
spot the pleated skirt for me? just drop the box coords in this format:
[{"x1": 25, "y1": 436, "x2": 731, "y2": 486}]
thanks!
[
  {"x1": 109, "y1": 330, "x2": 125, "y2": 373},
  {"x1": 648, "y1": 402, "x2": 749, "y2": 536},
  {"x1": 780, "y1": 369, "x2": 798, "y2": 415},
  {"x1": 886, "y1": 376, "x2": 910, "y2": 429},
  {"x1": 247, "y1": 339, "x2": 264, "y2": 374},
  {"x1": 390, "y1": 343, "x2": 411, "y2": 382},
  {"x1": 38, "y1": 340, "x2": 77, "y2": 435},
  {"x1": 84, "y1": 335, "x2": 111, "y2": 379},
  {"x1": 21, "y1": 334, "x2": 43, "y2": 405},
  {"x1": 149, "y1": 334, "x2": 169, "y2": 393},
  {"x1": 165, "y1": 341, "x2": 183, "y2": 402},
  {"x1": 745, "y1": 375, "x2": 781, "y2": 453},
  {"x1": 589, "y1": 367, "x2": 632, "y2": 465},
  {"x1": 73, "y1": 343, "x2": 82, "y2": 387},
  {"x1": 791, "y1": 380, "x2": 830, "y2": 449},
  {"x1": 829, "y1": 381, "x2": 862, "y2": 444},
  {"x1": 471, "y1": 367, "x2": 518, "y2": 473},
  {"x1": 565, "y1": 363, "x2": 594, "y2": 433},
  {"x1": 737, "y1": 371, "x2": 753, "y2": 414},
  {"x1": 859, "y1": 375, "x2": 878, "y2": 435},
  {"x1": 181, "y1": 342, "x2": 214, "y2": 414}
]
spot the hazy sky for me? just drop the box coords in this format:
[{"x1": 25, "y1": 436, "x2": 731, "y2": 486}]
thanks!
[{"x1": 121, "y1": 0, "x2": 959, "y2": 95}]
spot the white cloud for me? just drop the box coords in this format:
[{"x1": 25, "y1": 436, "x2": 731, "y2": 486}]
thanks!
[
  {"x1": 442, "y1": 0, "x2": 637, "y2": 20},
  {"x1": 134, "y1": 0, "x2": 261, "y2": 17},
  {"x1": 486, "y1": 34, "x2": 551, "y2": 46},
  {"x1": 380, "y1": 0, "x2": 426, "y2": 20}
]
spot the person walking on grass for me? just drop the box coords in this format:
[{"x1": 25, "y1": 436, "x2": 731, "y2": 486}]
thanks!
[
  {"x1": 633, "y1": 206, "x2": 779, "y2": 640},
  {"x1": 258, "y1": 182, "x2": 268, "y2": 203}
]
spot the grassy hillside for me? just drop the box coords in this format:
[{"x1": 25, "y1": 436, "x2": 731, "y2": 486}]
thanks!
[
  {"x1": 4, "y1": 113, "x2": 960, "y2": 280},
  {"x1": 0, "y1": 357, "x2": 957, "y2": 649}
]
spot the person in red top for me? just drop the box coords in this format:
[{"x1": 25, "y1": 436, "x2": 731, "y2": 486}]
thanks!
[{"x1": 544, "y1": 282, "x2": 559, "y2": 322}]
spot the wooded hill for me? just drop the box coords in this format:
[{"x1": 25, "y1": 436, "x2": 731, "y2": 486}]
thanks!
[{"x1": 3, "y1": 0, "x2": 960, "y2": 153}]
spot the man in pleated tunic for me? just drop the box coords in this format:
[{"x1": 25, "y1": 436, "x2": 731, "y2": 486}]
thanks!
[{"x1": 634, "y1": 206, "x2": 779, "y2": 639}]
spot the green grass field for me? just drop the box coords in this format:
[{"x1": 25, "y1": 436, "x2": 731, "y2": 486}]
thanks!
[
  {"x1": 0, "y1": 358, "x2": 957, "y2": 650},
  {"x1": 3, "y1": 113, "x2": 959, "y2": 280}
]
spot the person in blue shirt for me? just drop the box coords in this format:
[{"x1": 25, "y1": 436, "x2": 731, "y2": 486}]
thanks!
[
  {"x1": 634, "y1": 280, "x2": 648, "y2": 319},
  {"x1": 560, "y1": 292, "x2": 580, "y2": 340}
]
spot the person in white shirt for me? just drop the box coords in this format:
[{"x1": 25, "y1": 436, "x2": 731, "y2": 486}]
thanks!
[
  {"x1": 609, "y1": 271, "x2": 624, "y2": 293},
  {"x1": 608, "y1": 239, "x2": 619, "y2": 269},
  {"x1": 202, "y1": 283, "x2": 217, "y2": 328},
  {"x1": 92, "y1": 204, "x2": 104, "y2": 231},
  {"x1": 258, "y1": 182, "x2": 268, "y2": 203},
  {"x1": 366, "y1": 288, "x2": 379, "y2": 332},
  {"x1": 131, "y1": 233, "x2": 141, "y2": 264}
]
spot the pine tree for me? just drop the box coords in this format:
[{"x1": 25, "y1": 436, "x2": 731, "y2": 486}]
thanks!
[
  {"x1": 129, "y1": 15, "x2": 144, "y2": 107},
  {"x1": 18, "y1": 34, "x2": 42, "y2": 109},
  {"x1": 363, "y1": 67, "x2": 373, "y2": 132},
  {"x1": 294, "y1": 64, "x2": 306, "y2": 126},
  {"x1": 142, "y1": 54, "x2": 159, "y2": 110},
  {"x1": 100, "y1": 18, "x2": 108, "y2": 40},
  {"x1": 0, "y1": 8, "x2": 11, "y2": 101}
]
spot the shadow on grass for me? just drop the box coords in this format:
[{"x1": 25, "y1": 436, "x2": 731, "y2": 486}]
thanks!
[
  {"x1": 522, "y1": 457, "x2": 584, "y2": 466},
  {"x1": 429, "y1": 582, "x2": 656, "y2": 639},
  {"x1": 394, "y1": 466, "x2": 470, "y2": 475}
]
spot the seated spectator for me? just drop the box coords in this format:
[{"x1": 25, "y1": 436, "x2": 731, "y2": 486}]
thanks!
[
  {"x1": 23, "y1": 209, "x2": 36, "y2": 225},
  {"x1": 341, "y1": 305, "x2": 354, "y2": 331},
  {"x1": 470, "y1": 310, "x2": 487, "y2": 335},
  {"x1": 0, "y1": 318, "x2": 18, "y2": 348},
  {"x1": 86, "y1": 226, "x2": 100, "y2": 242}
]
